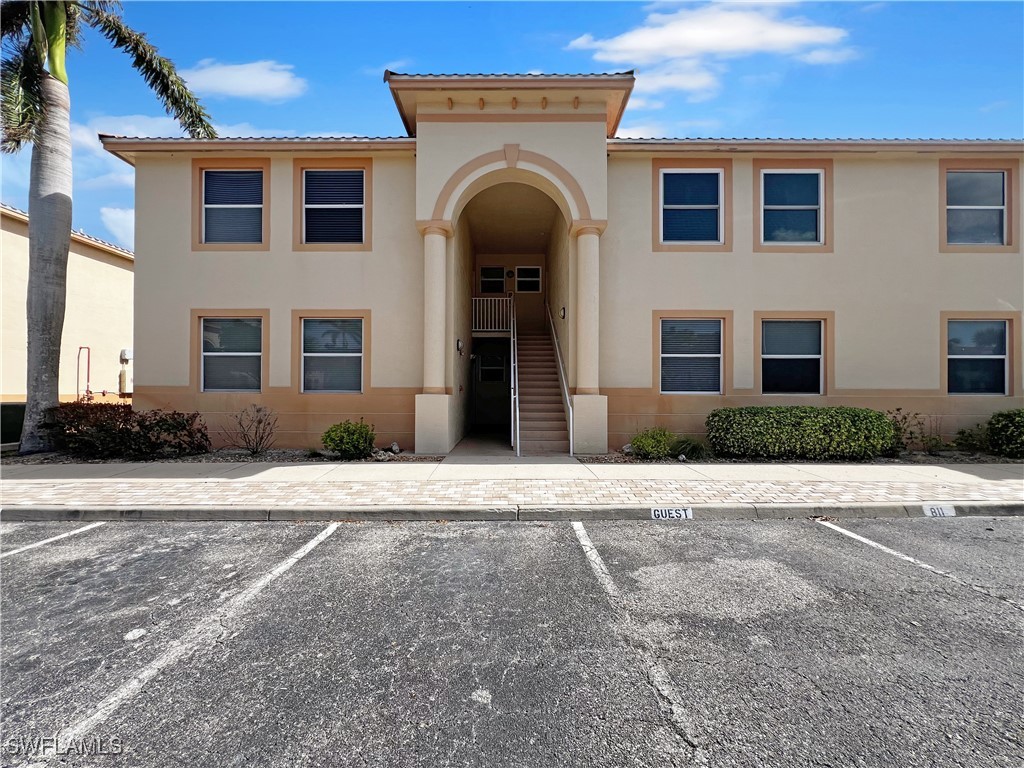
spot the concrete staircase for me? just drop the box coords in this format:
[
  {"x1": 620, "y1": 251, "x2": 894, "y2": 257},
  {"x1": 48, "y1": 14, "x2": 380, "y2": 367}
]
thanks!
[{"x1": 516, "y1": 332, "x2": 570, "y2": 454}]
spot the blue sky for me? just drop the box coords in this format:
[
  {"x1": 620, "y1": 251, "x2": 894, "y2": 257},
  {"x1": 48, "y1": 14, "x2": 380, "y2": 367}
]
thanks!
[{"x1": 1, "y1": 1, "x2": 1021, "y2": 250}]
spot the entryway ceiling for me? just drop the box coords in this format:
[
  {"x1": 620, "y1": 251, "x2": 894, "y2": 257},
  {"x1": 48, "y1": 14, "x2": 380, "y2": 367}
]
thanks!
[{"x1": 464, "y1": 183, "x2": 561, "y2": 253}]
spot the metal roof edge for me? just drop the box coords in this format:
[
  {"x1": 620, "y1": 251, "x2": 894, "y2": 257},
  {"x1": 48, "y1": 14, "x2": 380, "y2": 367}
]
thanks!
[{"x1": 1, "y1": 202, "x2": 134, "y2": 261}]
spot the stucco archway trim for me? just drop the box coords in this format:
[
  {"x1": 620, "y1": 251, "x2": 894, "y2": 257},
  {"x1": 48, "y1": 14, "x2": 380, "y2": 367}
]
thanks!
[{"x1": 431, "y1": 146, "x2": 592, "y2": 221}]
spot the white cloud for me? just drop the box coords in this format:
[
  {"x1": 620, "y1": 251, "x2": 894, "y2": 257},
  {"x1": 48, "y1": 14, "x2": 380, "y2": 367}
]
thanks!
[
  {"x1": 616, "y1": 122, "x2": 670, "y2": 139},
  {"x1": 569, "y1": 4, "x2": 851, "y2": 97},
  {"x1": 181, "y1": 59, "x2": 308, "y2": 102},
  {"x1": 100, "y1": 207, "x2": 134, "y2": 249},
  {"x1": 627, "y1": 97, "x2": 666, "y2": 111},
  {"x1": 569, "y1": 6, "x2": 847, "y2": 64},
  {"x1": 797, "y1": 47, "x2": 859, "y2": 65},
  {"x1": 632, "y1": 60, "x2": 721, "y2": 99},
  {"x1": 365, "y1": 59, "x2": 412, "y2": 75}
]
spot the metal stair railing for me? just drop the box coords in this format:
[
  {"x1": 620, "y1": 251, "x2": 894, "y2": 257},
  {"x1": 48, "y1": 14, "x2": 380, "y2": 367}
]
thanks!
[
  {"x1": 510, "y1": 297, "x2": 520, "y2": 456},
  {"x1": 545, "y1": 302, "x2": 574, "y2": 456}
]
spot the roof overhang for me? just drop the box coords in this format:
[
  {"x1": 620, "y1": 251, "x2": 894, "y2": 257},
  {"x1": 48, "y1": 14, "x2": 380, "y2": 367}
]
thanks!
[
  {"x1": 384, "y1": 71, "x2": 635, "y2": 138},
  {"x1": 1, "y1": 204, "x2": 134, "y2": 261},
  {"x1": 607, "y1": 138, "x2": 1024, "y2": 153},
  {"x1": 99, "y1": 136, "x2": 417, "y2": 166}
]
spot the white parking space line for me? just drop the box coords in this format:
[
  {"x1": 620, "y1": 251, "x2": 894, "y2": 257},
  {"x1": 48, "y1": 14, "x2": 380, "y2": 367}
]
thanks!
[
  {"x1": 0, "y1": 522, "x2": 107, "y2": 560},
  {"x1": 817, "y1": 520, "x2": 1024, "y2": 614},
  {"x1": 571, "y1": 522, "x2": 707, "y2": 761},
  {"x1": 59, "y1": 523, "x2": 340, "y2": 744}
]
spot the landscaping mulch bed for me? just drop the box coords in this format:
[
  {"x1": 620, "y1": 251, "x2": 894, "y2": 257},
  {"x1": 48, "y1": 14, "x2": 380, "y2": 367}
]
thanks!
[
  {"x1": 578, "y1": 451, "x2": 1023, "y2": 465},
  {"x1": 1, "y1": 448, "x2": 444, "y2": 466}
]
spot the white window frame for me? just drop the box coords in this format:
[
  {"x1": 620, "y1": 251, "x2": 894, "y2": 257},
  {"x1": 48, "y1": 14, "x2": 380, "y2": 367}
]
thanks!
[
  {"x1": 515, "y1": 266, "x2": 542, "y2": 294},
  {"x1": 946, "y1": 170, "x2": 1007, "y2": 245},
  {"x1": 760, "y1": 319, "x2": 824, "y2": 396},
  {"x1": 480, "y1": 266, "x2": 506, "y2": 295},
  {"x1": 202, "y1": 169, "x2": 263, "y2": 244},
  {"x1": 660, "y1": 318, "x2": 723, "y2": 395},
  {"x1": 302, "y1": 169, "x2": 365, "y2": 245},
  {"x1": 201, "y1": 318, "x2": 262, "y2": 393},
  {"x1": 478, "y1": 355, "x2": 506, "y2": 383},
  {"x1": 760, "y1": 169, "x2": 824, "y2": 246},
  {"x1": 659, "y1": 168, "x2": 724, "y2": 245},
  {"x1": 300, "y1": 318, "x2": 363, "y2": 394},
  {"x1": 947, "y1": 319, "x2": 1009, "y2": 396}
]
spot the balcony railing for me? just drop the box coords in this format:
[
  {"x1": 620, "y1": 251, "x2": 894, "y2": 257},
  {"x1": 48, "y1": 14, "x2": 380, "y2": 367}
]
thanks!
[{"x1": 472, "y1": 296, "x2": 512, "y2": 332}]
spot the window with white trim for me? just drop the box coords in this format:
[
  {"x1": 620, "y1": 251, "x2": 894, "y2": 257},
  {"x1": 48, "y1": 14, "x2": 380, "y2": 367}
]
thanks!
[
  {"x1": 479, "y1": 355, "x2": 506, "y2": 383},
  {"x1": 303, "y1": 169, "x2": 364, "y2": 244},
  {"x1": 302, "y1": 318, "x2": 363, "y2": 393},
  {"x1": 761, "y1": 170, "x2": 823, "y2": 244},
  {"x1": 947, "y1": 320, "x2": 1008, "y2": 395},
  {"x1": 661, "y1": 169, "x2": 723, "y2": 243},
  {"x1": 480, "y1": 266, "x2": 505, "y2": 294},
  {"x1": 203, "y1": 170, "x2": 263, "y2": 243},
  {"x1": 660, "y1": 319, "x2": 722, "y2": 394},
  {"x1": 946, "y1": 171, "x2": 1006, "y2": 245},
  {"x1": 761, "y1": 320, "x2": 823, "y2": 395},
  {"x1": 516, "y1": 266, "x2": 542, "y2": 293},
  {"x1": 201, "y1": 318, "x2": 262, "y2": 392}
]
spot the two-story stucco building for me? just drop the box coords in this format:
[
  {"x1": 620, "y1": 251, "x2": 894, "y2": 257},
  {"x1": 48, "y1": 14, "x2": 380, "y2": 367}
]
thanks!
[{"x1": 100, "y1": 72, "x2": 1023, "y2": 454}]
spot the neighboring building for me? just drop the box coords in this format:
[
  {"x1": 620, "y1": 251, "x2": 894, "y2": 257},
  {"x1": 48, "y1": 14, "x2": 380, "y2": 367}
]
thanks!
[
  {"x1": 101, "y1": 72, "x2": 1023, "y2": 454},
  {"x1": 1, "y1": 203, "x2": 134, "y2": 426}
]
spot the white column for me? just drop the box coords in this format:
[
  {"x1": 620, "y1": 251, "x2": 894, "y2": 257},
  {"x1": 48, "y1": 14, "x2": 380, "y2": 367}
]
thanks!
[
  {"x1": 575, "y1": 226, "x2": 601, "y2": 394},
  {"x1": 421, "y1": 226, "x2": 449, "y2": 393}
]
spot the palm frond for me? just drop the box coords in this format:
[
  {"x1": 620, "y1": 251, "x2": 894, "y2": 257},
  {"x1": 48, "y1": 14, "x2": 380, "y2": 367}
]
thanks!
[
  {"x1": 0, "y1": 37, "x2": 43, "y2": 153},
  {"x1": 82, "y1": 6, "x2": 216, "y2": 138},
  {"x1": 0, "y1": 1, "x2": 32, "y2": 42}
]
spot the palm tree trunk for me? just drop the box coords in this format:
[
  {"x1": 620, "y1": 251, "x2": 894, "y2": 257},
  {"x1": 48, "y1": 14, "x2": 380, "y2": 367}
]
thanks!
[{"x1": 19, "y1": 74, "x2": 72, "y2": 453}]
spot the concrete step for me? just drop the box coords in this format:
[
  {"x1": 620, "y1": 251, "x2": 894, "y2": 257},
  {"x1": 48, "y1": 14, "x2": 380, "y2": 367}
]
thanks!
[
  {"x1": 519, "y1": 422, "x2": 566, "y2": 433},
  {"x1": 520, "y1": 430, "x2": 568, "y2": 441},
  {"x1": 519, "y1": 402, "x2": 563, "y2": 411},
  {"x1": 520, "y1": 440, "x2": 570, "y2": 454}
]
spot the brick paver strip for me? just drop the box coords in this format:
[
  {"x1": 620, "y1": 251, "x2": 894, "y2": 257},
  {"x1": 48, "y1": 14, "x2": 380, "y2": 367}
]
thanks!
[{"x1": 2, "y1": 479, "x2": 1021, "y2": 507}]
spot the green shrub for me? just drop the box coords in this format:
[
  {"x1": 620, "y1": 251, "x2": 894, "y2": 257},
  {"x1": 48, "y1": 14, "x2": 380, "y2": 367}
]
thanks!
[
  {"x1": 46, "y1": 402, "x2": 210, "y2": 459},
  {"x1": 953, "y1": 423, "x2": 989, "y2": 453},
  {"x1": 987, "y1": 409, "x2": 1024, "y2": 459},
  {"x1": 705, "y1": 406, "x2": 896, "y2": 461},
  {"x1": 322, "y1": 419, "x2": 376, "y2": 459},
  {"x1": 883, "y1": 407, "x2": 925, "y2": 457},
  {"x1": 629, "y1": 427, "x2": 675, "y2": 460},
  {"x1": 670, "y1": 436, "x2": 710, "y2": 460}
]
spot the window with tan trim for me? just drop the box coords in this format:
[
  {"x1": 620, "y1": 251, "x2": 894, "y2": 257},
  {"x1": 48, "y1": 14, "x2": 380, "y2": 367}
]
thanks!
[
  {"x1": 946, "y1": 319, "x2": 1008, "y2": 395},
  {"x1": 760, "y1": 320, "x2": 823, "y2": 394},
  {"x1": 293, "y1": 158, "x2": 372, "y2": 251},
  {"x1": 201, "y1": 317, "x2": 263, "y2": 392},
  {"x1": 192, "y1": 159, "x2": 271, "y2": 252},
  {"x1": 940, "y1": 159, "x2": 1019, "y2": 252},
  {"x1": 652, "y1": 159, "x2": 732, "y2": 252},
  {"x1": 660, "y1": 318, "x2": 723, "y2": 394},
  {"x1": 752, "y1": 159, "x2": 833, "y2": 253},
  {"x1": 301, "y1": 318, "x2": 363, "y2": 393}
]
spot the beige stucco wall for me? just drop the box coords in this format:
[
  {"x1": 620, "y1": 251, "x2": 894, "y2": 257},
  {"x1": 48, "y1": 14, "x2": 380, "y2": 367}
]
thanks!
[
  {"x1": 545, "y1": 214, "x2": 576, "y2": 386},
  {"x1": 415, "y1": 121, "x2": 608, "y2": 222},
  {"x1": 1, "y1": 212, "x2": 133, "y2": 402},
  {"x1": 132, "y1": 151, "x2": 423, "y2": 448},
  {"x1": 124, "y1": 127, "x2": 1022, "y2": 452},
  {"x1": 602, "y1": 151, "x2": 1024, "y2": 443}
]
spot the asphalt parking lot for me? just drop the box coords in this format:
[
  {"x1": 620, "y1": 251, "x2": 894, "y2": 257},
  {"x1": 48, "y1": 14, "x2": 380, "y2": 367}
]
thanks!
[{"x1": 1, "y1": 517, "x2": 1021, "y2": 767}]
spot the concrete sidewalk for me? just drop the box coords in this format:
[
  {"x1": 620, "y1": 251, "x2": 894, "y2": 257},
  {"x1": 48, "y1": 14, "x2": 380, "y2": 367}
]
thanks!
[{"x1": 2, "y1": 457, "x2": 1021, "y2": 521}]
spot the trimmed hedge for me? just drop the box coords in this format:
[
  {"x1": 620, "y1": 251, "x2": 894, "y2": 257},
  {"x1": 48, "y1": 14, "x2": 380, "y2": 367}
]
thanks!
[
  {"x1": 987, "y1": 409, "x2": 1024, "y2": 459},
  {"x1": 705, "y1": 406, "x2": 896, "y2": 461},
  {"x1": 322, "y1": 419, "x2": 376, "y2": 460},
  {"x1": 46, "y1": 402, "x2": 211, "y2": 459}
]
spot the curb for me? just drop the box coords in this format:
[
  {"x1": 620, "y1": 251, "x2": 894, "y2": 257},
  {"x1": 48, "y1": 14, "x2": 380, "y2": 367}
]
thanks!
[{"x1": 2, "y1": 501, "x2": 1021, "y2": 522}]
